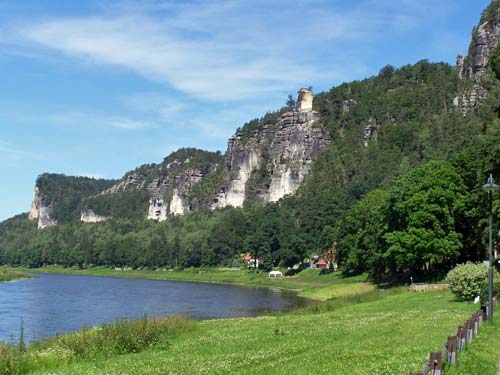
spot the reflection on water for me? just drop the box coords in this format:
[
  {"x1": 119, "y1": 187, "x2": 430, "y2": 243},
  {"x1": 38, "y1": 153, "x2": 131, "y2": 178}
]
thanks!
[{"x1": 0, "y1": 273, "x2": 307, "y2": 342}]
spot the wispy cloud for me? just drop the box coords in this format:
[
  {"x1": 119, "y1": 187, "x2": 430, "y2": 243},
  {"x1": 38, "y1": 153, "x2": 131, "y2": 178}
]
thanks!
[
  {"x1": 120, "y1": 92, "x2": 188, "y2": 118},
  {"x1": 45, "y1": 111, "x2": 155, "y2": 130},
  {"x1": 120, "y1": 91, "x2": 263, "y2": 141},
  {"x1": 0, "y1": 140, "x2": 46, "y2": 165},
  {"x1": 6, "y1": 0, "x2": 445, "y2": 102}
]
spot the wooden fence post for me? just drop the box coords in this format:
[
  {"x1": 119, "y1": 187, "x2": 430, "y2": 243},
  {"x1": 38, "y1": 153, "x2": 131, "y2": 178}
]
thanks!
[
  {"x1": 457, "y1": 325, "x2": 466, "y2": 351},
  {"x1": 477, "y1": 309, "x2": 483, "y2": 325},
  {"x1": 472, "y1": 313, "x2": 479, "y2": 334},
  {"x1": 465, "y1": 319, "x2": 473, "y2": 342},
  {"x1": 447, "y1": 336, "x2": 458, "y2": 365},
  {"x1": 429, "y1": 352, "x2": 443, "y2": 375}
]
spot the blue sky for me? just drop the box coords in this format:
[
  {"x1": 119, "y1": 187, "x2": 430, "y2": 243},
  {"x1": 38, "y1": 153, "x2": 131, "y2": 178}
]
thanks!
[{"x1": 0, "y1": 0, "x2": 492, "y2": 221}]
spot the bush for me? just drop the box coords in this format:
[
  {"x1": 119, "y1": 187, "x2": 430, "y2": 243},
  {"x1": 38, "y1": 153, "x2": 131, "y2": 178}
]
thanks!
[
  {"x1": 479, "y1": 273, "x2": 500, "y2": 304},
  {"x1": 446, "y1": 262, "x2": 487, "y2": 301}
]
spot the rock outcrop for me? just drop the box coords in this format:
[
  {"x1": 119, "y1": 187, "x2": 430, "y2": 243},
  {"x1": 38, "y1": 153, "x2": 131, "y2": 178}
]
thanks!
[
  {"x1": 342, "y1": 99, "x2": 357, "y2": 115},
  {"x1": 102, "y1": 159, "x2": 218, "y2": 221},
  {"x1": 28, "y1": 187, "x2": 57, "y2": 229},
  {"x1": 145, "y1": 165, "x2": 213, "y2": 220},
  {"x1": 80, "y1": 209, "x2": 110, "y2": 223},
  {"x1": 454, "y1": 5, "x2": 500, "y2": 113},
  {"x1": 212, "y1": 89, "x2": 331, "y2": 208},
  {"x1": 28, "y1": 89, "x2": 332, "y2": 225},
  {"x1": 104, "y1": 174, "x2": 145, "y2": 193},
  {"x1": 363, "y1": 117, "x2": 379, "y2": 147}
]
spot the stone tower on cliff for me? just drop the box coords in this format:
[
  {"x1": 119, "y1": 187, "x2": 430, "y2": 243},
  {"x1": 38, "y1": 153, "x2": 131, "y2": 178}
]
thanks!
[{"x1": 296, "y1": 88, "x2": 314, "y2": 112}]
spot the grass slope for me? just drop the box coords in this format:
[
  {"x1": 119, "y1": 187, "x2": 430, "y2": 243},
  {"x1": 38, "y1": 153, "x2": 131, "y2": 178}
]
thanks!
[
  {"x1": 446, "y1": 322, "x2": 500, "y2": 375},
  {"x1": 0, "y1": 268, "x2": 35, "y2": 282},
  {"x1": 32, "y1": 290, "x2": 476, "y2": 375}
]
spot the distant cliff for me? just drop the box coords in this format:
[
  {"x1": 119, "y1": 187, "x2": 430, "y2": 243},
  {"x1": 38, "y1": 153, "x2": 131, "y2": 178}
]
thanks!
[
  {"x1": 212, "y1": 90, "x2": 330, "y2": 208},
  {"x1": 94, "y1": 148, "x2": 222, "y2": 220},
  {"x1": 27, "y1": 90, "x2": 331, "y2": 226},
  {"x1": 28, "y1": 174, "x2": 116, "y2": 228},
  {"x1": 454, "y1": 1, "x2": 500, "y2": 113},
  {"x1": 28, "y1": 187, "x2": 57, "y2": 229}
]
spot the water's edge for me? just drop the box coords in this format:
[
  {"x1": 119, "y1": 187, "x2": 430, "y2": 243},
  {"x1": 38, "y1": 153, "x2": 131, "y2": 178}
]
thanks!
[{"x1": 0, "y1": 272, "x2": 308, "y2": 342}]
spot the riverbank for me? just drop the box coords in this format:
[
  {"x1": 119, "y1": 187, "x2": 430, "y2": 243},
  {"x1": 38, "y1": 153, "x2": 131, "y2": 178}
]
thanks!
[
  {"x1": 0, "y1": 267, "x2": 35, "y2": 282},
  {"x1": 4, "y1": 288, "x2": 489, "y2": 375},
  {"x1": 15, "y1": 265, "x2": 375, "y2": 301},
  {"x1": 2, "y1": 266, "x2": 497, "y2": 374}
]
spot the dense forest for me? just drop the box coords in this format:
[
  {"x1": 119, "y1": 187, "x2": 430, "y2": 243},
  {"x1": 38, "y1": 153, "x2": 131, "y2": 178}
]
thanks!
[
  {"x1": 3, "y1": 5, "x2": 500, "y2": 282},
  {"x1": 35, "y1": 174, "x2": 117, "y2": 222}
]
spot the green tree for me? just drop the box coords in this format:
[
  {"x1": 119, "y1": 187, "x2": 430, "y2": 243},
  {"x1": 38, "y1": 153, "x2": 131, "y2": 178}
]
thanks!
[
  {"x1": 336, "y1": 189, "x2": 389, "y2": 275},
  {"x1": 383, "y1": 161, "x2": 466, "y2": 277},
  {"x1": 286, "y1": 95, "x2": 296, "y2": 111}
]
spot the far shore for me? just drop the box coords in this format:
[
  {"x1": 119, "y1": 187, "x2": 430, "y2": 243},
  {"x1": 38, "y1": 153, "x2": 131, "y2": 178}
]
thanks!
[
  {"x1": 12, "y1": 265, "x2": 376, "y2": 301},
  {"x1": 0, "y1": 267, "x2": 36, "y2": 282}
]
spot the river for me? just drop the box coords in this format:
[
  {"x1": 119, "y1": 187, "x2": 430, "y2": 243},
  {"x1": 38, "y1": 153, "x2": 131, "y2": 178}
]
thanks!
[{"x1": 0, "y1": 272, "x2": 306, "y2": 343}]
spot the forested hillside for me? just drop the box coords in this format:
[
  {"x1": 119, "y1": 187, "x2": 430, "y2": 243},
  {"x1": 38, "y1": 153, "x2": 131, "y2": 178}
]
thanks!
[
  {"x1": 34, "y1": 174, "x2": 117, "y2": 222},
  {"x1": 3, "y1": 1, "x2": 500, "y2": 281}
]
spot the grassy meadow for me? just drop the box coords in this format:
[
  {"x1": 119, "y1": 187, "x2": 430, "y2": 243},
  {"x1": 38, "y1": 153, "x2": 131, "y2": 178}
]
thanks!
[
  {"x1": 25, "y1": 289, "x2": 483, "y2": 375},
  {"x1": 446, "y1": 322, "x2": 499, "y2": 375},
  {"x1": 2, "y1": 265, "x2": 496, "y2": 375}
]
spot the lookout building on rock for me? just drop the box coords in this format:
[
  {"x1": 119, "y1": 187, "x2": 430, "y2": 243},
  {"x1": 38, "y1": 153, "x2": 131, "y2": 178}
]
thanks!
[{"x1": 296, "y1": 88, "x2": 313, "y2": 112}]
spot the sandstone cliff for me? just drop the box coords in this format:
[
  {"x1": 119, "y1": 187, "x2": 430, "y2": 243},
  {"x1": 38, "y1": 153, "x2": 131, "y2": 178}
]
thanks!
[
  {"x1": 97, "y1": 150, "x2": 221, "y2": 220},
  {"x1": 27, "y1": 89, "x2": 332, "y2": 225},
  {"x1": 454, "y1": 3, "x2": 500, "y2": 113},
  {"x1": 28, "y1": 187, "x2": 57, "y2": 229},
  {"x1": 80, "y1": 209, "x2": 110, "y2": 223},
  {"x1": 212, "y1": 89, "x2": 331, "y2": 208}
]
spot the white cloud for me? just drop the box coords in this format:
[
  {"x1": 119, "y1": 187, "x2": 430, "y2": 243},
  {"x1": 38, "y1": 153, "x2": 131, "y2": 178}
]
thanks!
[
  {"x1": 120, "y1": 92, "x2": 188, "y2": 117},
  {"x1": 107, "y1": 117, "x2": 152, "y2": 130},
  {"x1": 120, "y1": 91, "x2": 265, "y2": 141},
  {"x1": 9, "y1": 0, "x2": 440, "y2": 102},
  {"x1": 0, "y1": 140, "x2": 45, "y2": 165},
  {"x1": 45, "y1": 111, "x2": 154, "y2": 130}
]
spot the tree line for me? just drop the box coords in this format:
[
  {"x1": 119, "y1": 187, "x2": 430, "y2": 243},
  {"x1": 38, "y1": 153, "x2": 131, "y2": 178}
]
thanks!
[{"x1": 2, "y1": 60, "x2": 500, "y2": 281}]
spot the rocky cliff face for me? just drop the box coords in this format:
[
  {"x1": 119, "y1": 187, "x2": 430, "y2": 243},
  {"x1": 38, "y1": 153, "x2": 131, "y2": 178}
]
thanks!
[
  {"x1": 212, "y1": 93, "x2": 331, "y2": 208},
  {"x1": 363, "y1": 117, "x2": 379, "y2": 147},
  {"x1": 80, "y1": 209, "x2": 110, "y2": 223},
  {"x1": 28, "y1": 187, "x2": 57, "y2": 229},
  {"x1": 103, "y1": 159, "x2": 218, "y2": 221},
  {"x1": 454, "y1": 5, "x2": 500, "y2": 113},
  {"x1": 145, "y1": 164, "x2": 215, "y2": 220},
  {"x1": 28, "y1": 89, "x2": 331, "y2": 225}
]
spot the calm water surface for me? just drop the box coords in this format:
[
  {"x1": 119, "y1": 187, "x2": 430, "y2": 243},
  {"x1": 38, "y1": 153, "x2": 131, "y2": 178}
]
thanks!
[{"x1": 0, "y1": 273, "x2": 307, "y2": 342}]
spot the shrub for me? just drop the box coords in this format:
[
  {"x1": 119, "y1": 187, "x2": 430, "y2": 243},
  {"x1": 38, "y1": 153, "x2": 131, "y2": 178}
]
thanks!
[
  {"x1": 479, "y1": 273, "x2": 500, "y2": 304},
  {"x1": 446, "y1": 262, "x2": 487, "y2": 301}
]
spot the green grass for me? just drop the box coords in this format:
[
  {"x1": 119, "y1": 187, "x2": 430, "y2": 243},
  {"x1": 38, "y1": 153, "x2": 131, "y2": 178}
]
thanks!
[
  {"x1": 446, "y1": 322, "x2": 500, "y2": 375},
  {"x1": 23, "y1": 290, "x2": 477, "y2": 375},
  {"x1": 0, "y1": 316, "x2": 194, "y2": 375},
  {"x1": 7, "y1": 266, "x2": 495, "y2": 375},
  {"x1": 0, "y1": 267, "x2": 35, "y2": 282},
  {"x1": 18, "y1": 266, "x2": 375, "y2": 301}
]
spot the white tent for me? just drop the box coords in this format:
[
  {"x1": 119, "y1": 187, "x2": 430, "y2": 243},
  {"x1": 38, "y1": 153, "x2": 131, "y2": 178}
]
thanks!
[{"x1": 268, "y1": 270, "x2": 283, "y2": 278}]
